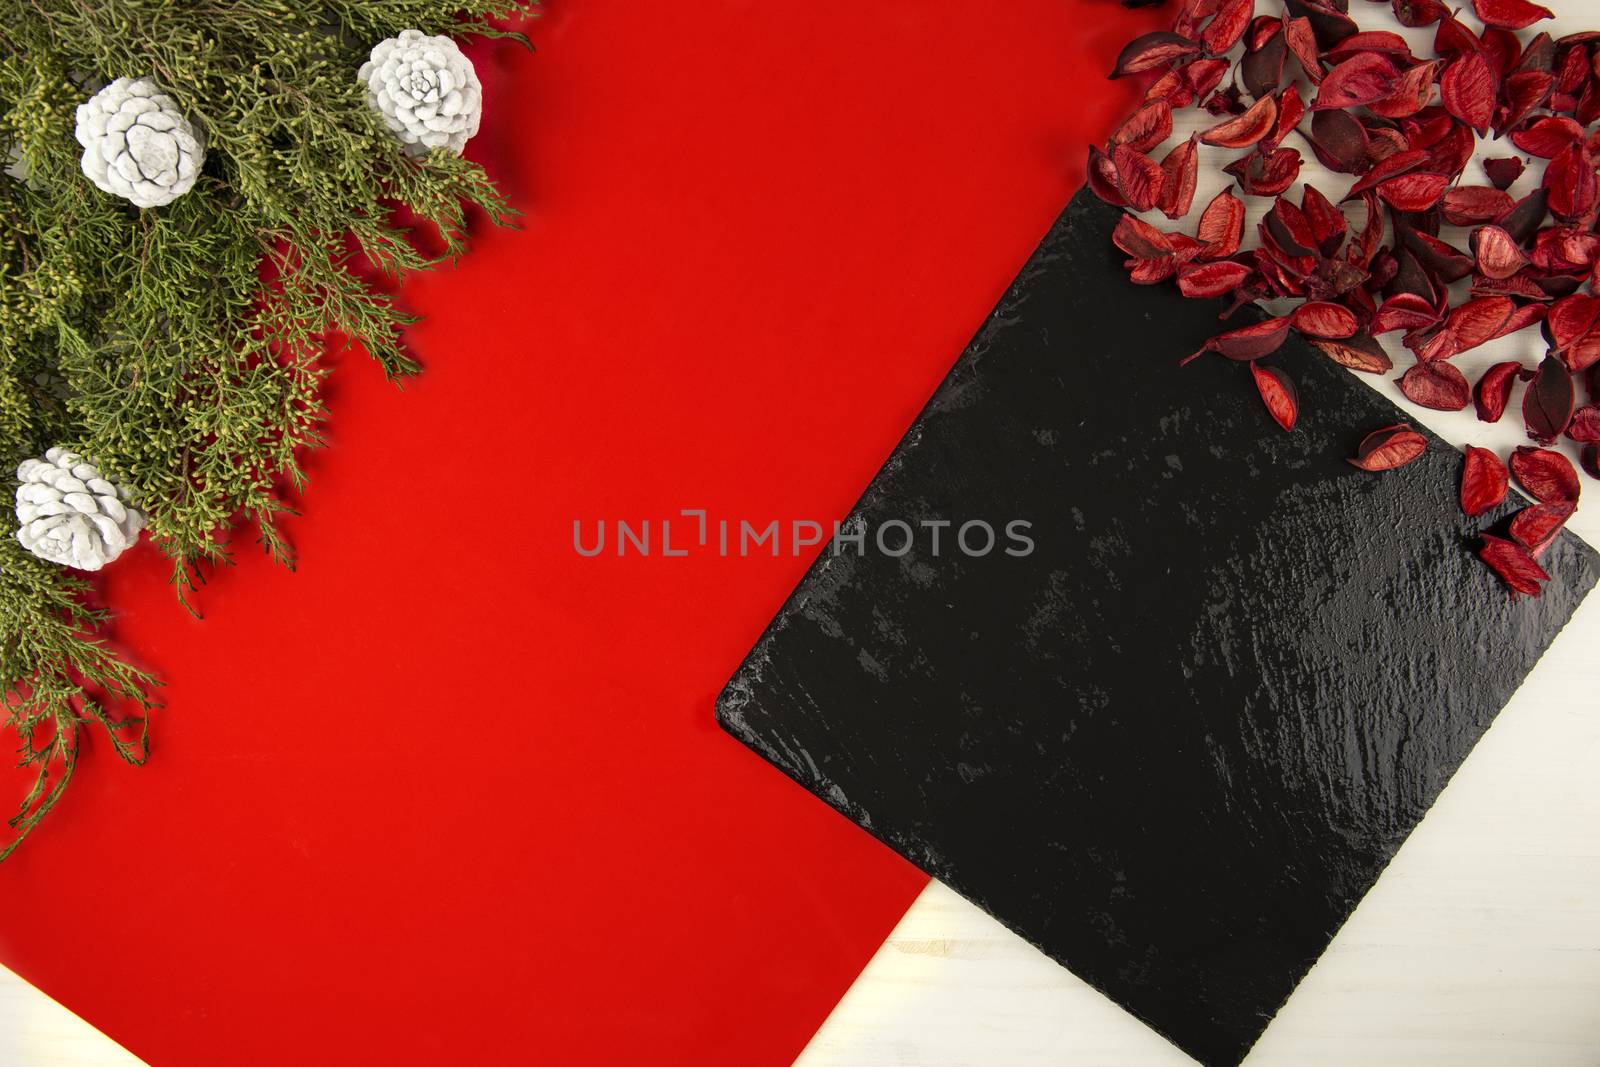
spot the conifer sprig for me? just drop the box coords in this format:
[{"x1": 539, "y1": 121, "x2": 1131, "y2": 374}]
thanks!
[{"x1": 0, "y1": 0, "x2": 532, "y2": 858}]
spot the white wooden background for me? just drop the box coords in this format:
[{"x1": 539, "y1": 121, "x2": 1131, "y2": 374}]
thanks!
[{"x1": 4, "y1": 7, "x2": 1599, "y2": 1066}]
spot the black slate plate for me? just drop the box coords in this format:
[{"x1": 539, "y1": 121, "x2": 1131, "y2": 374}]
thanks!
[{"x1": 716, "y1": 189, "x2": 1599, "y2": 1066}]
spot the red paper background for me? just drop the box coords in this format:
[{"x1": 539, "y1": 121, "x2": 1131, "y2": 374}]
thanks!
[{"x1": 0, "y1": 3, "x2": 1158, "y2": 1064}]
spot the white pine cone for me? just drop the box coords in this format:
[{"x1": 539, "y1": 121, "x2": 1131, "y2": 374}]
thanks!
[
  {"x1": 358, "y1": 29, "x2": 483, "y2": 157},
  {"x1": 75, "y1": 77, "x2": 204, "y2": 209},
  {"x1": 14, "y1": 448, "x2": 144, "y2": 571}
]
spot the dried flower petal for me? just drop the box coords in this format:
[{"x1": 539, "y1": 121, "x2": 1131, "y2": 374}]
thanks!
[
  {"x1": 1113, "y1": 100, "x2": 1175, "y2": 154},
  {"x1": 1441, "y1": 52, "x2": 1497, "y2": 130},
  {"x1": 1510, "y1": 443, "x2": 1581, "y2": 501},
  {"x1": 1546, "y1": 293, "x2": 1600, "y2": 372},
  {"x1": 1196, "y1": 189, "x2": 1246, "y2": 259},
  {"x1": 1522, "y1": 353, "x2": 1576, "y2": 443},
  {"x1": 1509, "y1": 500, "x2": 1574, "y2": 555},
  {"x1": 1581, "y1": 442, "x2": 1600, "y2": 479},
  {"x1": 1200, "y1": 93, "x2": 1279, "y2": 148},
  {"x1": 1567, "y1": 404, "x2": 1600, "y2": 442},
  {"x1": 1461, "y1": 445, "x2": 1510, "y2": 515},
  {"x1": 1202, "y1": 0, "x2": 1256, "y2": 55},
  {"x1": 1478, "y1": 534, "x2": 1550, "y2": 595},
  {"x1": 1511, "y1": 115, "x2": 1585, "y2": 156},
  {"x1": 1483, "y1": 156, "x2": 1525, "y2": 189},
  {"x1": 1250, "y1": 362, "x2": 1298, "y2": 430},
  {"x1": 1473, "y1": 0, "x2": 1554, "y2": 30},
  {"x1": 1349, "y1": 423, "x2": 1428, "y2": 469},
  {"x1": 1178, "y1": 260, "x2": 1252, "y2": 297},
  {"x1": 1313, "y1": 334, "x2": 1393, "y2": 373},
  {"x1": 1111, "y1": 32, "x2": 1204, "y2": 78},
  {"x1": 1291, "y1": 301, "x2": 1358, "y2": 338},
  {"x1": 1315, "y1": 53, "x2": 1402, "y2": 109},
  {"x1": 1475, "y1": 360, "x2": 1527, "y2": 422},
  {"x1": 1185, "y1": 315, "x2": 1293, "y2": 362},
  {"x1": 1113, "y1": 144, "x2": 1165, "y2": 213},
  {"x1": 1401, "y1": 361, "x2": 1472, "y2": 409},
  {"x1": 1472, "y1": 225, "x2": 1531, "y2": 279},
  {"x1": 1156, "y1": 137, "x2": 1200, "y2": 219}
]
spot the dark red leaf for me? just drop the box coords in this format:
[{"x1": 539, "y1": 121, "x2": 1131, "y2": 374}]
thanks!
[
  {"x1": 1087, "y1": 145, "x2": 1126, "y2": 207},
  {"x1": 1461, "y1": 445, "x2": 1510, "y2": 515},
  {"x1": 1475, "y1": 360, "x2": 1527, "y2": 422},
  {"x1": 1349, "y1": 423, "x2": 1428, "y2": 470},
  {"x1": 1346, "y1": 148, "x2": 1427, "y2": 198},
  {"x1": 1567, "y1": 404, "x2": 1600, "y2": 442},
  {"x1": 1510, "y1": 443, "x2": 1581, "y2": 501},
  {"x1": 1112, "y1": 214, "x2": 1175, "y2": 260},
  {"x1": 1224, "y1": 146, "x2": 1301, "y2": 197},
  {"x1": 1477, "y1": 534, "x2": 1550, "y2": 595},
  {"x1": 1291, "y1": 301, "x2": 1358, "y2": 338},
  {"x1": 1285, "y1": 17, "x2": 1322, "y2": 82},
  {"x1": 1326, "y1": 30, "x2": 1414, "y2": 59},
  {"x1": 1309, "y1": 109, "x2": 1371, "y2": 172},
  {"x1": 1500, "y1": 71, "x2": 1556, "y2": 129},
  {"x1": 1440, "y1": 52, "x2": 1497, "y2": 130},
  {"x1": 1113, "y1": 144, "x2": 1165, "y2": 213},
  {"x1": 1185, "y1": 316, "x2": 1293, "y2": 363},
  {"x1": 1200, "y1": 93, "x2": 1278, "y2": 148},
  {"x1": 1315, "y1": 53, "x2": 1402, "y2": 109},
  {"x1": 1369, "y1": 61, "x2": 1439, "y2": 119},
  {"x1": 1522, "y1": 353, "x2": 1576, "y2": 443},
  {"x1": 1509, "y1": 500, "x2": 1575, "y2": 555},
  {"x1": 1497, "y1": 188, "x2": 1549, "y2": 243},
  {"x1": 1472, "y1": 0, "x2": 1553, "y2": 30},
  {"x1": 1400, "y1": 361, "x2": 1472, "y2": 409},
  {"x1": 1543, "y1": 143, "x2": 1598, "y2": 221},
  {"x1": 1177, "y1": 260, "x2": 1252, "y2": 298},
  {"x1": 1111, "y1": 32, "x2": 1203, "y2": 78},
  {"x1": 1241, "y1": 25, "x2": 1288, "y2": 98},
  {"x1": 1483, "y1": 156, "x2": 1525, "y2": 189},
  {"x1": 1313, "y1": 334, "x2": 1393, "y2": 373},
  {"x1": 1250, "y1": 363, "x2": 1298, "y2": 430},
  {"x1": 1373, "y1": 292, "x2": 1443, "y2": 334}
]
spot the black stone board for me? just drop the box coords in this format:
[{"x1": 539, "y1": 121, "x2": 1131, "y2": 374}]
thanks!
[{"x1": 716, "y1": 189, "x2": 1599, "y2": 1066}]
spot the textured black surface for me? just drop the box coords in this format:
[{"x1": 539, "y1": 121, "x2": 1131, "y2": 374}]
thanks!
[{"x1": 717, "y1": 190, "x2": 1599, "y2": 1066}]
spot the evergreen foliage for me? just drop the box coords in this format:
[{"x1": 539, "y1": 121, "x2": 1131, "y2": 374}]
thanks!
[{"x1": 0, "y1": 0, "x2": 531, "y2": 858}]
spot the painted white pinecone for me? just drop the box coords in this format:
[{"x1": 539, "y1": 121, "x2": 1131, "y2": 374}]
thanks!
[
  {"x1": 75, "y1": 77, "x2": 204, "y2": 209},
  {"x1": 15, "y1": 448, "x2": 144, "y2": 571},
  {"x1": 358, "y1": 29, "x2": 483, "y2": 156}
]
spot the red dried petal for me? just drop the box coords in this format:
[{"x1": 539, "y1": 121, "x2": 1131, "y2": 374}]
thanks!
[
  {"x1": 1472, "y1": 225, "x2": 1530, "y2": 280},
  {"x1": 1475, "y1": 360, "x2": 1527, "y2": 422},
  {"x1": 1376, "y1": 172, "x2": 1450, "y2": 211},
  {"x1": 1202, "y1": 0, "x2": 1255, "y2": 55},
  {"x1": 1196, "y1": 189, "x2": 1246, "y2": 259},
  {"x1": 1346, "y1": 148, "x2": 1428, "y2": 198},
  {"x1": 1543, "y1": 143, "x2": 1598, "y2": 221},
  {"x1": 1312, "y1": 334, "x2": 1393, "y2": 373},
  {"x1": 1373, "y1": 292, "x2": 1443, "y2": 334},
  {"x1": 1250, "y1": 363, "x2": 1298, "y2": 431},
  {"x1": 1326, "y1": 30, "x2": 1415, "y2": 59},
  {"x1": 1112, "y1": 214, "x2": 1175, "y2": 260},
  {"x1": 1223, "y1": 146, "x2": 1301, "y2": 198},
  {"x1": 1460, "y1": 445, "x2": 1510, "y2": 515},
  {"x1": 1509, "y1": 500, "x2": 1575, "y2": 555},
  {"x1": 1156, "y1": 138, "x2": 1200, "y2": 220},
  {"x1": 1510, "y1": 443, "x2": 1581, "y2": 501},
  {"x1": 1186, "y1": 316, "x2": 1293, "y2": 363},
  {"x1": 1478, "y1": 534, "x2": 1550, "y2": 595},
  {"x1": 1501, "y1": 71, "x2": 1556, "y2": 129},
  {"x1": 1113, "y1": 144, "x2": 1165, "y2": 213},
  {"x1": 1177, "y1": 260, "x2": 1252, "y2": 298},
  {"x1": 1087, "y1": 145, "x2": 1126, "y2": 207},
  {"x1": 1285, "y1": 17, "x2": 1322, "y2": 82},
  {"x1": 1309, "y1": 109, "x2": 1370, "y2": 172},
  {"x1": 1510, "y1": 115, "x2": 1585, "y2": 156},
  {"x1": 1291, "y1": 301, "x2": 1358, "y2": 339},
  {"x1": 1567, "y1": 404, "x2": 1600, "y2": 442},
  {"x1": 1582, "y1": 443, "x2": 1600, "y2": 479},
  {"x1": 1483, "y1": 156, "x2": 1525, "y2": 189},
  {"x1": 1111, "y1": 32, "x2": 1204, "y2": 78},
  {"x1": 1394, "y1": 0, "x2": 1449, "y2": 27},
  {"x1": 1472, "y1": 0, "x2": 1553, "y2": 29},
  {"x1": 1442, "y1": 186, "x2": 1514, "y2": 225},
  {"x1": 1112, "y1": 100, "x2": 1175, "y2": 154},
  {"x1": 1200, "y1": 93, "x2": 1279, "y2": 149},
  {"x1": 1315, "y1": 53, "x2": 1402, "y2": 110},
  {"x1": 1440, "y1": 52, "x2": 1497, "y2": 131},
  {"x1": 1400, "y1": 361, "x2": 1472, "y2": 409},
  {"x1": 1522, "y1": 353, "x2": 1576, "y2": 443},
  {"x1": 1349, "y1": 423, "x2": 1428, "y2": 470},
  {"x1": 1546, "y1": 293, "x2": 1600, "y2": 372},
  {"x1": 1369, "y1": 61, "x2": 1439, "y2": 119}
]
